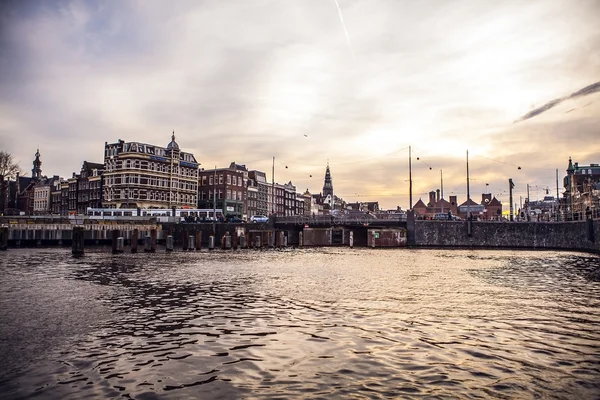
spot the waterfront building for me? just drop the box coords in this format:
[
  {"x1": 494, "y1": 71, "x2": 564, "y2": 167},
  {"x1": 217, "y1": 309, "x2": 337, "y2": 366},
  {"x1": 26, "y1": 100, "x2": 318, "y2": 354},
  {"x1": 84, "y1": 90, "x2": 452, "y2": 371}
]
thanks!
[
  {"x1": 33, "y1": 175, "x2": 60, "y2": 215},
  {"x1": 248, "y1": 170, "x2": 269, "y2": 217},
  {"x1": 76, "y1": 161, "x2": 103, "y2": 214},
  {"x1": 301, "y1": 189, "x2": 313, "y2": 216},
  {"x1": 563, "y1": 157, "x2": 600, "y2": 219},
  {"x1": 273, "y1": 183, "x2": 285, "y2": 216},
  {"x1": 283, "y1": 181, "x2": 296, "y2": 216},
  {"x1": 198, "y1": 162, "x2": 245, "y2": 218},
  {"x1": 480, "y1": 193, "x2": 503, "y2": 220},
  {"x1": 267, "y1": 184, "x2": 274, "y2": 216},
  {"x1": 102, "y1": 133, "x2": 199, "y2": 209},
  {"x1": 295, "y1": 192, "x2": 306, "y2": 216},
  {"x1": 50, "y1": 179, "x2": 63, "y2": 215}
]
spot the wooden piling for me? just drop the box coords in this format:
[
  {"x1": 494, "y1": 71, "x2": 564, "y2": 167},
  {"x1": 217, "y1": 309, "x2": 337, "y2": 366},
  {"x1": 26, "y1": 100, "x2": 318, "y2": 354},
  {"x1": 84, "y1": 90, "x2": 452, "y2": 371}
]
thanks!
[
  {"x1": 195, "y1": 231, "x2": 202, "y2": 251},
  {"x1": 233, "y1": 231, "x2": 238, "y2": 250},
  {"x1": 182, "y1": 230, "x2": 189, "y2": 251},
  {"x1": 255, "y1": 234, "x2": 261, "y2": 249},
  {"x1": 208, "y1": 235, "x2": 215, "y2": 250},
  {"x1": 131, "y1": 229, "x2": 139, "y2": 253},
  {"x1": 166, "y1": 235, "x2": 174, "y2": 252},
  {"x1": 111, "y1": 229, "x2": 120, "y2": 254},
  {"x1": 151, "y1": 229, "x2": 157, "y2": 252},
  {"x1": 0, "y1": 226, "x2": 8, "y2": 251},
  {"x1": 115, "y1": 237, "x2": 124, "y2": 253},
  {"x1": 299, "y1": 231, "x2": 303, "y2": 248},
  {"x1": 72, "y1": 226, "x2": 84, "y2": 256}
]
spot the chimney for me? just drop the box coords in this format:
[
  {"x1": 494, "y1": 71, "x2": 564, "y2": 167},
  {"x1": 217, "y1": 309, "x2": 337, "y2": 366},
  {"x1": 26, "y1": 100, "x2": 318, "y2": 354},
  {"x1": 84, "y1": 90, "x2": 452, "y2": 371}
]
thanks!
[
  {"x1": 428, "y1": 191, "x2": 436, "y2": 206},
  {"x1": 482, "y1": 193, "x2": 491, "y2": 204},
  {"x1": 450, "y1": 195, "x2": 457, "y2": 206},
  {"x1": 436, "y1": 189, "x2": 440, "y2": 202}
]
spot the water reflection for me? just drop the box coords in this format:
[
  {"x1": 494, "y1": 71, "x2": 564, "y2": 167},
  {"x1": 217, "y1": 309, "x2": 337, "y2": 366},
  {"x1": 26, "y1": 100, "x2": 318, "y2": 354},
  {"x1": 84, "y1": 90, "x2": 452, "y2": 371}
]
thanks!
[{"x1": 0, "y1": 248, "x2": 599, "y2": 399}]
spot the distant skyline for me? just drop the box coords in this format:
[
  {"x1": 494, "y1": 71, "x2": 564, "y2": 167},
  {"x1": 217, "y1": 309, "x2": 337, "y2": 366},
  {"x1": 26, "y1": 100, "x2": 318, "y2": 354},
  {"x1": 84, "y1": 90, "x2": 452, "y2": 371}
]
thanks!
[{"x1": 1, "y1": 0, "x2": 599, "y2": 209}]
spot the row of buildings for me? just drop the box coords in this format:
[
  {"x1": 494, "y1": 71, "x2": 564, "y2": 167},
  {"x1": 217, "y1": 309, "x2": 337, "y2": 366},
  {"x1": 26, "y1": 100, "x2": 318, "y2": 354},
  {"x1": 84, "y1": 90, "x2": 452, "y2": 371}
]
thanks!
[
  {"x1": 412, "y1": 190, "x2": 503, "y2": 220},
  {"x1": 2, "y1": 135, "x2": 599, "y2": 220},
  {"x1": 0, "y1": 134, "x2": 343, "y2": 218},
  {"x1": 412, "y1": 156, "x2": 600, "y2": 221}
]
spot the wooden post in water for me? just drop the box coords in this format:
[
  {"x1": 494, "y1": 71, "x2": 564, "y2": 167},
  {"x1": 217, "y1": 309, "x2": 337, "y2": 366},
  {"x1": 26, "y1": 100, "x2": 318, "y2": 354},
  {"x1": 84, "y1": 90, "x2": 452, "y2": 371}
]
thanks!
[
  {"x1": 151, "y1": 229, "x2": 157, "y2": 252},
  {"x1": 182, "y1": 230, "x2": 189, "y2": 251},
  {"x1": 233, "y1": 231, "x2": 238, "y2": 250},
  {"x1": 111, "y1": 230, "x2": 120, "y2": 254},
  {"x1": 299, "y1": 231, "x2": 303, "y2": 248},
  {"x1": 349, "y1": 231, "x2": 354, "y2": 248},
  {"x1": 239, "y1": 233, "x2": 246, "y2": 249},
  {"x1": 72, "y1": 226, "x2": 85, "y2": 256},
  {"x1": 115, "y1": 237, "x2": 124, "y2": 253},
  {"x1": 0, "y1": 226, "x2": 8, "y2": 251},
  {"x1": 255, "y1": 234, "x2": 261, "y2": 249},
  {"x1": 195, "y1": 231, "x2": 202, "y2": 251},
  {"x1": 188, "y1": 234, "x2": 195, "y2": 250},
  {"x1": 166, "y1": 235, "x2": 174, "y2": 252},
  {"x1": 222, "y1": 232, "x2": 231, "y2": 249},
  {"x1": 131, "y1": 229, "x2": 139, "y2": 253},
  {"x1": 268, "y1": 231, "x2": 274, "y2": 248}
]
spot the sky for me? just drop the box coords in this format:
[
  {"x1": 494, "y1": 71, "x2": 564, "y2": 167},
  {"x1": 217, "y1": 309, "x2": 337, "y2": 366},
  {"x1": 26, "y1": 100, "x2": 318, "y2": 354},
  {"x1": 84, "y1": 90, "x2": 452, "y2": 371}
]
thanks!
[{"x1": 1, "y1": 0, "x2": 599, "y2": 210}]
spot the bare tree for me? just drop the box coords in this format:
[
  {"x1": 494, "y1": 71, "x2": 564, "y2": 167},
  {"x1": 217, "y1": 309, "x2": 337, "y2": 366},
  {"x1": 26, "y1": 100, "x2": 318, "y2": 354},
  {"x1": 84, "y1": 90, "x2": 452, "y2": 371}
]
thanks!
[{"x1": 0, "y1": 150, "x2": 22, "y2": 180}]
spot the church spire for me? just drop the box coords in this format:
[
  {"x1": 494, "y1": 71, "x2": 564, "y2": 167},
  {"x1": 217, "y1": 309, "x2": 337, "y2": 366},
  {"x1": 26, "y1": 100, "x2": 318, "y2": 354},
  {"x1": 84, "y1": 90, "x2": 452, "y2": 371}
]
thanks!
[
  {"x1": 32, "y1": 148, "x2": 42, "y2": 181},
  {"x1": 323, "y1": 162, "x2": 333, "y2": 199}
]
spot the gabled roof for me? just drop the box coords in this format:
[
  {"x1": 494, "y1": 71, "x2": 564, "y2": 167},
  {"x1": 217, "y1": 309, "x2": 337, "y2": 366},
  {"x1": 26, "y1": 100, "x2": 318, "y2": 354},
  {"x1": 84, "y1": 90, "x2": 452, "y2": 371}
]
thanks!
[
  {"x1": 82, "y1": 161, "x2": 103, "y2": 173},
  {"x1": 413, "y1": 198, "x2": 427, "y2": 208},
  {"x1": 434, "y1": 198, "x2": 452, "y2": 208},
  {"x1": 488, "y1": 197, "x2": 502, "y2": 206},
  {"x1": 459, "y1": 198, "x2": 480, "y2": 207}
]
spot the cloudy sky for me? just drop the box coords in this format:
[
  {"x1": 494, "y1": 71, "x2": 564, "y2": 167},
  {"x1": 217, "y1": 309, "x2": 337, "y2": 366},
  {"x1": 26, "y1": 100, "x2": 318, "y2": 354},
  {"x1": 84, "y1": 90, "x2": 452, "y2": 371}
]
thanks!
[{"x1": 1, "y1": 0, "x2": 599, "y2": 209}]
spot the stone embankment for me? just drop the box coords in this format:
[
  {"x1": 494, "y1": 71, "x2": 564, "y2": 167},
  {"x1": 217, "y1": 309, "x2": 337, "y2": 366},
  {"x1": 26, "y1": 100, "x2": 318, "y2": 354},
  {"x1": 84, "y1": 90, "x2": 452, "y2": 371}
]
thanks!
[{"x1": 411, "y1": 219, "x2": 599, "y2": 253}]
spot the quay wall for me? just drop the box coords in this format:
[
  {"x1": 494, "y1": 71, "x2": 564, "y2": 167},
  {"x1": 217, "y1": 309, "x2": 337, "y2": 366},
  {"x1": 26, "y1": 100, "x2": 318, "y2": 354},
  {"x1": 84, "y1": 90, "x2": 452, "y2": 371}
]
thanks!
[{"x1": 413, "y1": 220, "x2": 600, "y2": 253}]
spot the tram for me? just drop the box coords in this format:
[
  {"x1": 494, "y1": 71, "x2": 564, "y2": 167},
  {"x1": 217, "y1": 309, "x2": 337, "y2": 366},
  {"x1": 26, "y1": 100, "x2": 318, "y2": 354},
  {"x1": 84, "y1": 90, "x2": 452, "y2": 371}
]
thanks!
[{"x1": 86, "y1": 207, "x2": 223, "y2": 221}]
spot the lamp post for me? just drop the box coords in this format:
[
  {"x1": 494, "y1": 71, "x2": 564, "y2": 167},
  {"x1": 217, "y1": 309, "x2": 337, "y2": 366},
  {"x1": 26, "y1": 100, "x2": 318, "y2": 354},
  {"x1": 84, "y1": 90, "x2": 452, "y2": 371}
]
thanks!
[
  {"x1": 466, "y1": 150, "x2": 471, "y2": 220},
  {"x1": 409, "y1": 146, "x2": 413, "y2": 210}
]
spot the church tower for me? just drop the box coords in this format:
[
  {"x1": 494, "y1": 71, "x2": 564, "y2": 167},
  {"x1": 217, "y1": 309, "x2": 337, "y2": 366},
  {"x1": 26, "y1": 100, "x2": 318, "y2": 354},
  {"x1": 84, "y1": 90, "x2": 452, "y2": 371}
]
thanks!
[
  {"x1": 31, "y1": 148, "x2": 42, "y2": 181},
  {"x1": 322, "y1": 161, "x2": 333, "y2": 199}
]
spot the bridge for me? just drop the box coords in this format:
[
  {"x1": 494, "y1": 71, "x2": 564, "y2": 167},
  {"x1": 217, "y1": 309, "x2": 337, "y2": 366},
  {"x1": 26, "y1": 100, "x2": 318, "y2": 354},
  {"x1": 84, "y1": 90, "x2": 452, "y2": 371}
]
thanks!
[{"x1": 273, "y1": 215, "x2": 407, "y2": 229}]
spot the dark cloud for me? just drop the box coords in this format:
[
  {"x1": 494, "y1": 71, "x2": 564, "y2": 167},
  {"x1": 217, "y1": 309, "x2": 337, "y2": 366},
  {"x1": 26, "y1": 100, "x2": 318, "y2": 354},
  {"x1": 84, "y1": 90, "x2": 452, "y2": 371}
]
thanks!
[{"x1": 515, "y1": 81, "x2": 600, "y2": 122}]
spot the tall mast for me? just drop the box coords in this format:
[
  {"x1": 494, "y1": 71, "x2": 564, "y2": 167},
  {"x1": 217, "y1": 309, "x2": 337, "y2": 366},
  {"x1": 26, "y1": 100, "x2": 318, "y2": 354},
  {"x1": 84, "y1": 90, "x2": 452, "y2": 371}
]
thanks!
[{"x1": 409, "y1": 146, "x2": 413, "y2": 210}]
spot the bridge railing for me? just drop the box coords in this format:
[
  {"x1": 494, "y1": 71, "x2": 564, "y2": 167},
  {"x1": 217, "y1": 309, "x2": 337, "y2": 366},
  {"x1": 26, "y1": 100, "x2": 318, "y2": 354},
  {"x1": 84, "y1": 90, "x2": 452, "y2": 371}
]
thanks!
[{"x1": 274, "y1": 215, "x2": 407, "y2": 225}]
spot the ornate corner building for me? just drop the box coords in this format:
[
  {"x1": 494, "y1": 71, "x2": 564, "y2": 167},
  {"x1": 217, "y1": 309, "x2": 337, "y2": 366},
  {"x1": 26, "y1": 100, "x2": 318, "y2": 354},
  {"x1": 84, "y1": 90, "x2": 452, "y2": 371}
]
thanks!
[{"x1": 102, "y1": 132, "x2": 199, "y2": 209}]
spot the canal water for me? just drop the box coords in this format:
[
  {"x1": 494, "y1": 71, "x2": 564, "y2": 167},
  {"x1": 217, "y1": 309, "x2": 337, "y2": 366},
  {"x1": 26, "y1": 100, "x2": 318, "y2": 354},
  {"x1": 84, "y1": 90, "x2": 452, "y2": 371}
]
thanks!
[{"x1": 0, "y1": 248, "x2": 599, "y2": 399}]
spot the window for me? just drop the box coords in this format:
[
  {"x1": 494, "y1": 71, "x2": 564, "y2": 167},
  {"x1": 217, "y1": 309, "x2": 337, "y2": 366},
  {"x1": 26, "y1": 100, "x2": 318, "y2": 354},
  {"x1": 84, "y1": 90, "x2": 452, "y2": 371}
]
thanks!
[
  {"x1": 227, "y1": 190, "x2": 231, "y2": 199},
  {"x1": 232, "y1": 176, "x2": 236, "y2": 186},
  {"x1": 219, "y1": 175, "x2": 223, "y2": 184},
  {"x1": 209, "y1": 176, "x2": 213, "y2": 185},
  {"x1": 202, "y1": 176, "x2": 207, "y2": 186},
  {"x1": 227, "y1": 175, "x2": 231, "y2": 185}
]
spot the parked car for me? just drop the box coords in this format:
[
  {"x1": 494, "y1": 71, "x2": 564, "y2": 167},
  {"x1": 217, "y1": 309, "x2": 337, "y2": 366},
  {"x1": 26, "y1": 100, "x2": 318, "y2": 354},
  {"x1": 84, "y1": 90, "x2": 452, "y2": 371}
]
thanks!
[
  {"x1": 433, "y1": 212, "x2": 456, "y2": 220},
  {"x1": 226, "y1": 215, "x2": 244, "y2": 223},
  {"x1": 250, "y1": 215, "x2": 269, "y2": 223}
]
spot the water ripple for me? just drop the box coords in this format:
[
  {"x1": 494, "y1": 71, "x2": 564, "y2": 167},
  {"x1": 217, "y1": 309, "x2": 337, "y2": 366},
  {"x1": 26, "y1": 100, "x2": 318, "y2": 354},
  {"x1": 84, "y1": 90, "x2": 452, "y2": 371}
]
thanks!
[{"x1": 0, "y1": 248, "x2": 599, "y2": 399}]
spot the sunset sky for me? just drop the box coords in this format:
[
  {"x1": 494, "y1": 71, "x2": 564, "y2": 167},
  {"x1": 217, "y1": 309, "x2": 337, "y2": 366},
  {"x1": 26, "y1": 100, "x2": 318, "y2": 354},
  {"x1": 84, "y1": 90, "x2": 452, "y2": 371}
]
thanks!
[{"x1": 1, "y1": 0, "x2": 599, "y2": 209}]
